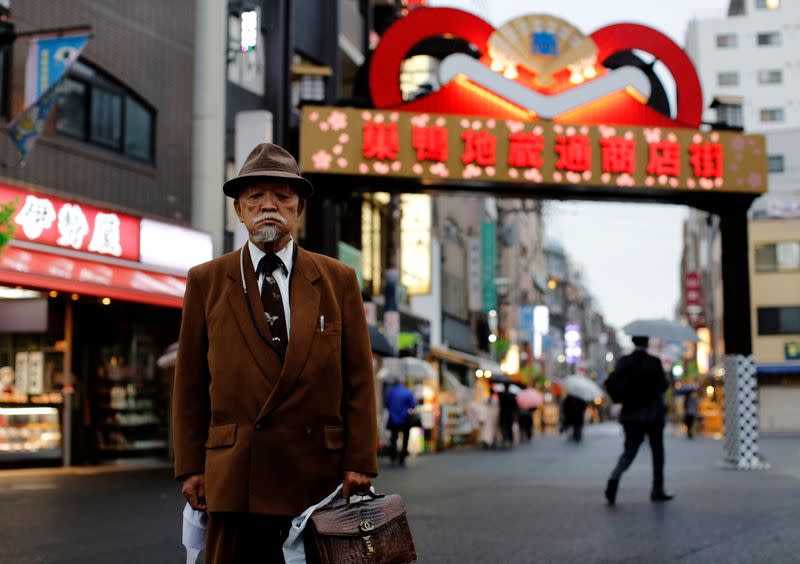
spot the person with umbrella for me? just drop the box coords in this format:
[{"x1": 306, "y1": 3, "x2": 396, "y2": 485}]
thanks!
[
  {"x1": 516, "y1": 388, "x2": 544, "y2": 442},
  {"x1": 604, "y1": 335, "x2": 673, "y2": 505}
]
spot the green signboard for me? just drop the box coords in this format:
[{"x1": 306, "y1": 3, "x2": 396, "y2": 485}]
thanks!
[
  {"x1": 785, "y1": 341, "x2": 800, "y2": 361},
  {"x1": 481, "y1": 222, "x2": 496, "y2": 313}
]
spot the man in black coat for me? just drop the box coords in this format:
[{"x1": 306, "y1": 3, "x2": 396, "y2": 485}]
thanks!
[{"x1": 604, "y1": 336, "x2": 673, "y2": 505}]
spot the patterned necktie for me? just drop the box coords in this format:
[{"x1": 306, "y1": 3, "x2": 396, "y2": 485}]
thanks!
[{"x1": 257, "y1": 254, "x2": 289, "y2": 359}]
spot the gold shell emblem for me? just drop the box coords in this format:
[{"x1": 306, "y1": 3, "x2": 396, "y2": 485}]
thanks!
[{"x1": 487, "y1": 14, "x2": 599, "y2": 87}]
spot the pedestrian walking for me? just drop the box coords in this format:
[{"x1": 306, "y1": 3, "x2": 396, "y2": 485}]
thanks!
[
  {"x1": 604, "y1": 336, "x2": 673, "y2": 505},
  {"x1": 384, "y1": 379, "x2": 416, "y2": 466},
  {"x1": 172, "y1": 143, "x2": 378, "y2": 564},
  {"x1": 498, "y1": 385, "x2": 518, "y2": 448},
  {"x1": 561, "y1": 394, "x2": 587, "y2": 442},
  {"x1": 480, "y1": 392, "x2": 500, "y2": 448},
  {"x1": 518, "y1": 407, "x2": 534, "y2": 442},
  {"x1": 684, "y1": 391, "x2": 699, "y2": 439}
]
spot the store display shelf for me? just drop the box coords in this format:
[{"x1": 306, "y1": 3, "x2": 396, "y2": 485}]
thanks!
[
  {"x1": 97, "y1": 442, "x2": 167, "y2": 452},
  {"x1": 95, "y1": 404, "x2": 156, "y2": 411},
  {"x1": 98, "y1": 421, "x2": 160, "y2": 428},
  {"x1": 0, "y1": 448, "x2": 62, "y2": 460}
]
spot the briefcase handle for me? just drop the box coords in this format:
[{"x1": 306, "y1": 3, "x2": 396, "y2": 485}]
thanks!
[{"x1": 347, "y1": 490, "x2": 385, "y2": 504}]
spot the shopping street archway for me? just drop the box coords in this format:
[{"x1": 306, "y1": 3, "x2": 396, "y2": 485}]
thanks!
[
  {"x1": 301, "y1": 8, "x2": 765, "y2": 357},
  {"x1": 300, "y1": 8, "x2": 768, "y2": 467}
]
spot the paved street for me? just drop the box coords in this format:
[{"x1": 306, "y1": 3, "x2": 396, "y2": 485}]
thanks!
[{"x1": 1, "y1": 424, "x2": 798, "y2": 563}]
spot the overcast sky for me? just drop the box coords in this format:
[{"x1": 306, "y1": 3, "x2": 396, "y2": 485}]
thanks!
[{"x1": 429, "y1": 0, "x2": 729, "y2": 328}]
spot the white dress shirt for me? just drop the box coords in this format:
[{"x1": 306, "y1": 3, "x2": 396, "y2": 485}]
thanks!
[{"x1": 248, "y1": 239, "x2": 294, "y2": 337}]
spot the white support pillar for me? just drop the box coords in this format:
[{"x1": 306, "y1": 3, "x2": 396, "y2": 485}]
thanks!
[
  {"x1": 192, "y1": 0, "x2": 227, "y2": 257},
  {"x1": 722, "y1": 354, "x2": 769, "y2": 470}
]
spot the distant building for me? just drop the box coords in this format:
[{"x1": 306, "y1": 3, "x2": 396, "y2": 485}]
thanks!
[{"x1": 686, "y1": 0, "x2": 800, "y2": 432}]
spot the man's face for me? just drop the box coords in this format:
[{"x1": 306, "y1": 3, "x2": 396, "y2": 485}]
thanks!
[{"x1": 234, "y1": 181, "x2": 305, "y2": 246}]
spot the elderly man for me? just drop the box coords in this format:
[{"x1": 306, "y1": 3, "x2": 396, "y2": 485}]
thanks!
[{"x1": 173, "y1": 143, "x2": 378, "y2": 563}]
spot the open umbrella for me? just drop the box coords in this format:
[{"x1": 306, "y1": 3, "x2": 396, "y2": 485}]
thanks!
[
  {"x1": 368, "y1": 324, "x2": 395, "y2": 356},
  {"x1": 563, "y1": 375, "x2": 604, "y2": 402},
  {"x1": 623, "y1": 318, "x2": 698, "y2": 343},
  {"x1": 377, "y1": 356, "x2": 435, "y2": 381},
  {"x1": 516, "y1": 388, "x2": 544, "y2": 409}
]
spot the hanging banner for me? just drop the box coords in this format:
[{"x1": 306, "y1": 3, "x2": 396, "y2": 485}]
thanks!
[
  {"x1": 8, "y1": 32, "x2": 90, "y2": 163},
  {"x1": 481, "y1": 222, "x2": 496, "y2": 313}
]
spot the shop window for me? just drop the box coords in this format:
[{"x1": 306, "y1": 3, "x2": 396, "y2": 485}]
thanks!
[
  {"x1": 757, "y1": 306, "x2": 800, "y2": 336},
  {"x1": 758, "y1": 69, "x2": 782, "y2": 85},
  {"x1": 716, "y1": 33, "x2": 737, "y2": 48},
  {"x1": 55, "y1": 59, "x2": 156, "y2": 163},
  {"x1": 757, "y1": 31, "x2": 781, "y2": 46},
  {"x1": 760, "y1": 107, "x2": 784, "y2": 123},
  {"x1": 767, "y1": 154, "x2": 785, "y2": 173},
  {"x1": 717, "y1": 71, "x2": 739, "y2": 87},
  {"x1": 755, "y1": 241, "x2": 800, "y2": 272}
]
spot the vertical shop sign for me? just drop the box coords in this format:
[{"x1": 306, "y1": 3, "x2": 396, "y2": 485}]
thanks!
[
  {"x1": 467, "y1": 236, "x2": 482, "y2": 311},
  {"x1": 481, "y1": 222, "x2": 497, "y2": 313},
  {"x1": 26, "y1": 351, "x2": 44, "y2": 395},
  {"x1": 684, "y1": 271, "x2": 705, "y2": 329},
  {"x1": 14, "y1": 352, "x2": 29, "y2": 395}
]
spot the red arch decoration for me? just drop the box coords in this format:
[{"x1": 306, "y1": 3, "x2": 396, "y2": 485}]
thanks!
[
  {"x1": 369, "y1": 8, "x2": 495, "y2": 109},
  {"x1": 589, "y1": 23, "x2": 703, "y2": 128}
]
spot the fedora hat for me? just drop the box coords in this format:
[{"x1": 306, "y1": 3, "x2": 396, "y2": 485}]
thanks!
[{"x1": 223, "y1": 143, "x2": 314, "y2": 199}]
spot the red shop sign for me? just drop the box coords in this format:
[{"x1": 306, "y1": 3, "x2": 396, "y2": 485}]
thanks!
[{"x1": 0, "y1": 184, "x2": 140, "y2": 261}]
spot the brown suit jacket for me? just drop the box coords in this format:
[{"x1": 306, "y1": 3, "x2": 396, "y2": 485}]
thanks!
[{"x1": 172, "y1": 244, "x2": 378, "y2": 517}]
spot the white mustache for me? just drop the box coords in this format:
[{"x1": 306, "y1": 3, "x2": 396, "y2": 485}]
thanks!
[{"x1": 254, "y1": 212, "x2": 288, "y2": 225}]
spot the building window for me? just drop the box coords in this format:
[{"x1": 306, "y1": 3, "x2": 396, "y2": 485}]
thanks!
[
  {"x1": 717, "y1": 71, "x2": 739, "y2": 87},
  {"x1": 758, "y1": 69, "x2": 782, "y2": 84},
  {"x1": 767, "y1": 154, "x2": 785, "y2": 173},
  {"x1": 716, "y1": 103, "x2": 743, "y2": 128},
  {"x1": 756, "y1": 0, "x2": 780, "y2": 9},
  {"x1": 757, "y1": 306, "x2": 800, "y2": 336},
  {"x1": 760, "y1": 107, "x2": 785, "y2": 122},
  {"x1": 755, "y1": 241, "x2": 800, "y2": 272},
  {"x1": 55, "y1": 59, "x2": 156, "y2": 163},
  {"x1": 716, "y1": 33, "x2": 738, "y2": 48},
  {"x1": 757, "y1": 31, "x2": 781, "y2": 46}
]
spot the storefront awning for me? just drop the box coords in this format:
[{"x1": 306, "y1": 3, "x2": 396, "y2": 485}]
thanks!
[
  {"x1": 0, "y1": 245, "x2": 185, "y2": 308},
  {"x1": 430, "y1": 345, "x2": 504, "y2": 375}
]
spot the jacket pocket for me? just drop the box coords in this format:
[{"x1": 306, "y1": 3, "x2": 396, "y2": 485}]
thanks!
[
  {"x1": 316, "y1": 321, "x2": 341, "y2": 335},
  {"x1": 323, "y1": 425, "x2": 345, "y2": 450},
  {"x1": 205, "y1": 422, "x2": 237, "y2": 449}
]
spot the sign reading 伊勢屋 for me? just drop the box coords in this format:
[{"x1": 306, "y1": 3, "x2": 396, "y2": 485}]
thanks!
[
  {"x1": 0, "y1": 184, "x2": 140, "y2": 261},
  {"x1": 300, "y1": 106, "x2": 766, "y2": 195}
]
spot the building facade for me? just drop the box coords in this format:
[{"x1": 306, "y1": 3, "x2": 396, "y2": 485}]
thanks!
[
  {"x1": 0, "y1": 1, "x2": 210, "y2": 466},
  {"x1": 686, "y1": 0, "x2": 800, "y2": 431}
]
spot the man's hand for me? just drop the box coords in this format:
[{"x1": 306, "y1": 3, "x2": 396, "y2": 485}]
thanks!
[
  {"x1": 341, "y1": 471, "x2": 372, "y2": 498},
  {"x1": 181, "y1": 474, "x2": 207, "y2": 511}
]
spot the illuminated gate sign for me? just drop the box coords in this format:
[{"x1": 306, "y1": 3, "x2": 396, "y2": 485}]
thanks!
[
  {"x1": 299, "y1": 8, "x2": 767, "y2": 196},
  {"x1": 301, "y1": 107, "x2": 764, "y2": 193}
]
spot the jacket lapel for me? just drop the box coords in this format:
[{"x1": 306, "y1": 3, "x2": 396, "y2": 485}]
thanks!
[
  {"x1": 225, "y1": 245, "x2": 282, "y2": 390},
  {"x1": 257, "y1": 247, "x2": 320, "y2": 421}
]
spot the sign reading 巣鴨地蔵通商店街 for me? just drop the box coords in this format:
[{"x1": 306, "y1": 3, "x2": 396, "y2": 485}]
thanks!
[{"x1": 299, "y1": 106, "x2": 767, "y2": 195}]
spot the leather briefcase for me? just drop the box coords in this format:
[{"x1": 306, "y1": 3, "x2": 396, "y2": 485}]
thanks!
[{"x1": 305, "y1": 492, "x2": 417, "y2": 564}]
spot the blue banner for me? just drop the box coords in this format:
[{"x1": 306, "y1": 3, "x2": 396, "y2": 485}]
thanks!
[
  {"x1": 9, "y1": 32, "x2": 89, "y2": 163},
  {"x1": 25, "y1": 34, "x2": 90, "y2": 106}
]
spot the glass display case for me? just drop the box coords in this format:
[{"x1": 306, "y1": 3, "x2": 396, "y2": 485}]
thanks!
[
  {"x1": 0, "y1": 406, "x2": 62, "y2": 461},
  {"x1": 93, "y1": 334, "x2": 169, "y2": 457}
]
